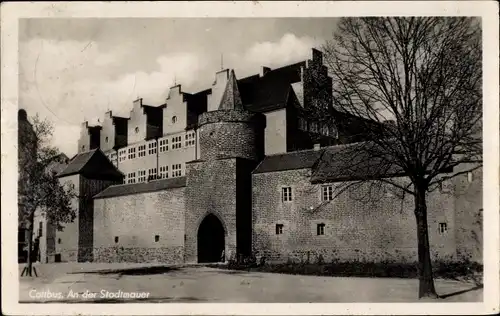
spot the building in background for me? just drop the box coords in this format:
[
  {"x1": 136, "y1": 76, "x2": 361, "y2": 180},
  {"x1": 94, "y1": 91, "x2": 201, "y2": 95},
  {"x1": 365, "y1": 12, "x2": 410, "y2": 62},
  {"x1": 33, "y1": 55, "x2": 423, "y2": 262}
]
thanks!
[{"x1": 51, "y1": 48, "x2": 482, "y2": 265}]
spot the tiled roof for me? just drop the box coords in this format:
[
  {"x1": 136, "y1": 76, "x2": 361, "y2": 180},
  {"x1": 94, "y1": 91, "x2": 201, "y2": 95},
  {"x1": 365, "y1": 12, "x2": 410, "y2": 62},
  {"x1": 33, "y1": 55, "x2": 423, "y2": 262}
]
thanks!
[
  {"x1": 57, "y1": 149, "x2": 124, "y2": 180},
  {"x1": 310, "y1": 142, "x2": 404, "y2": 183},
  {"x1": 94, "y1": 177, "x2": 186, "y2": 199},
  {"x1": 253, "y1": 148, "x2": 324, "y2": 174},
  {"x1": 238, "y1": 62, "x2": 305, "y2": 113}
]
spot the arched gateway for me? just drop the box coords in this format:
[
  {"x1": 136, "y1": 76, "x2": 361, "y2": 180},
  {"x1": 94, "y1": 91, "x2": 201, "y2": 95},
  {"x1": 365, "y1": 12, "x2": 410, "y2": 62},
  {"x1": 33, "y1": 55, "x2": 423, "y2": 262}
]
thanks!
[{"x1": 197, "y1": 214, "x2": 225, "y2": 263}]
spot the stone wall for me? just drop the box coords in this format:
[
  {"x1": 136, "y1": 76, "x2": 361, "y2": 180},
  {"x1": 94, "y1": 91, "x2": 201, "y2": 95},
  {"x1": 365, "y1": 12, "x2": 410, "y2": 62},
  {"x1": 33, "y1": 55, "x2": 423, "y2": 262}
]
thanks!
[
  {"x1": 251, "y1": 168, "x2": 478, "y2": 264},
  {"x1": 185, "y1": 159, "x2": 238, "y2": 263},
  {"x1": 93, "y1": 187, "x2": 185, "y2": 263}
]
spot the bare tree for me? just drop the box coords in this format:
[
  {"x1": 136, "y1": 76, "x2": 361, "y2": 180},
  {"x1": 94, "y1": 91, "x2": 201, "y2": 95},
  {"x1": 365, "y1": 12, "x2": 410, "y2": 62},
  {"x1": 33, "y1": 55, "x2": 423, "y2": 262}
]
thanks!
[
  {"x1": 18, "y1": 114, "x2": 76, "y2": 276},
  {"x1": 320, "y1": 17, "x2": 482, "y2": 298}
]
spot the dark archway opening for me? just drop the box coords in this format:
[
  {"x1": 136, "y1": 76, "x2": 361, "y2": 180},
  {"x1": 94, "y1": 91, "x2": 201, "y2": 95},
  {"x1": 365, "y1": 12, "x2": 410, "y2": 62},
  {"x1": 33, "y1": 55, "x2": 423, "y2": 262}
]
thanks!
[{"x1": 197, "y1": 214, "x2": 225, "y2": 263}]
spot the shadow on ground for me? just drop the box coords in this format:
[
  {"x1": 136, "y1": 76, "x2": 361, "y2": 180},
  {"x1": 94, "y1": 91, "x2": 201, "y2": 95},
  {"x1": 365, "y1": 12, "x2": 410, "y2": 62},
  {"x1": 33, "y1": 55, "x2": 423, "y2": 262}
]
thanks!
[
  {"x1": 72, "y1": 266, "x2": 180, "y2": 276},
  {"x1": 439, "y1": 284, "x2": 484, "y2": 299}
]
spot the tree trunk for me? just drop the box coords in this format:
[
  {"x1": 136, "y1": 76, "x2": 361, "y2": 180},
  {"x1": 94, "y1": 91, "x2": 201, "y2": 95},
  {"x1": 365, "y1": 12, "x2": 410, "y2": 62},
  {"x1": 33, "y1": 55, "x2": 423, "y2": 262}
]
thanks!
[
  {"x1": 25, "y1": 212, "x2": 35, "y2": 277},
  {"x1": 414, "y1": 185, "x2": 438, "y2": 298}
]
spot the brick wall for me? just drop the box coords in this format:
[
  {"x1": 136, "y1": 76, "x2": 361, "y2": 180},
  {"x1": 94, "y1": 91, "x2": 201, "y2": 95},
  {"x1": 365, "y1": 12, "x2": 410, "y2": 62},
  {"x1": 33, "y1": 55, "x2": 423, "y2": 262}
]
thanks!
[
  {"x1": 452, "y1": 164, "x2": 483, "y2": 262},
  {"x1": 185, "y1": 159, "x2": 238, "y2": 263},
  {"x1": 93, "y1": 188, "x2": 186, "y2": 263},
  {"x1": 252, "y1": 168, "x2": 475, "y2": 264}
]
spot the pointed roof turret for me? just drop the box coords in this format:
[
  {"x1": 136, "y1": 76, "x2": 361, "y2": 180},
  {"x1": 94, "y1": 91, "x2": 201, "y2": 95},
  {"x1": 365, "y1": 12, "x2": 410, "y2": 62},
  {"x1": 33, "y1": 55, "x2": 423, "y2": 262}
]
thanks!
[{"x1": 218, "y1": 69, "x2": 243, "y2": 110}]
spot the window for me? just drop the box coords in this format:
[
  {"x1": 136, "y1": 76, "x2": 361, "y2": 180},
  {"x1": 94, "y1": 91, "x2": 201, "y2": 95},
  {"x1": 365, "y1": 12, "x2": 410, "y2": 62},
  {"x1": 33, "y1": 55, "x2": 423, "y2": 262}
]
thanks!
[
  {"x1": 172, "y1": 116, "x2": 177, "y2": 124},
  {"x1": 138, "y1": 170, "x2": 147, "y2": 182},
  {"x1": 114, "y1": 236, "x2": 119, "y2": 243},
  {"x1": 135, "y1": 126, "x2": 139, "y2": 133},
  {"x1": 276, "y1": 224, "x2": 284, "y2": 235},
  {"x1": 154, "y1": 235, "x2": 160, "y2": 242},
  {"x1": 105, "y1": 136, "x2": 109, "y2": 143},
  {"x1": 185, "y1": 131, "x2": 196, "y2": 147},
  {"x1": 172, "y1": 164, "x2": 182, "y2": 177},
  {"x1": 317, "y1": 223, "x2": 325, "y2": 236},
  {"x1": 148, "y1": 168, "x2": 157, "y2": 181},
  {"x1": 148, "y1": 142, "x2": 157, "y2": 155},
  {"x1": 282, "y1": 187, "x2": 293, "y2": 202},
  {"x1": 58, "y1": 238, "x2": 61, "y2": 244},
  {"x1": 321, "y1": 124, "x2": 329, "y2": 136},
  {"x1": 298, "y1": 118, "x2": 308, "y2": 130},
  {"x1": 310, "y1": 122, "x2": 319, "y2": 133},
  {"x1": 119, "y1": 149, "x2": 127, "y2": 162},
  {"x1": 467, "y1": 172, "x2": 473, "y2": 183},
  {"x1": 81, "y1": 145, "x2": 85, "y2": 151},
  {"x1": 322, "y1": 185, "x2": 334, "y2": 201},
  {"x1": 440, "y1": 180, "x2": 452, "y2": 193},
  {"x1": 439, "y1": 222, "x2": 448, "y2": 234},
  {"x1": 159, "y1": 165, "x2": 169, "y2": 179},
  {"x1": 159, "y1": 139, "x2": 169, "y2": 152},
  {"x1": 38, "y1": 221, "x2": 43, "y2": 237},
  {"x1": 127, "y1": 172, "x2": 136, "y2": 184},
  {"x1": 109, "y1": 152, "x2": 117, "y2": 160},
  {"x1": 172, "y1": 136, "x2": 182, "y2": 149},
  {"x1": 128, "y1": 147, "x2": 136, "y2": 160},
  {"x1": 138, "y1": 145, "x2": 146, "y2": 157}
]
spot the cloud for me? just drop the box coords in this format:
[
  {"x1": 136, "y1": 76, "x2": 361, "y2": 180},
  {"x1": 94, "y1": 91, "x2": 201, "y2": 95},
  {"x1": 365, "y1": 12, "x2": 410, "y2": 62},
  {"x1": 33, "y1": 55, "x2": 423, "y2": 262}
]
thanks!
[
  {"x1": 19, "y1": 32, "x2": 321, "y2": 157},
  {"x1": 229, "y1": 33, "x2": 322, "y2": 78}
]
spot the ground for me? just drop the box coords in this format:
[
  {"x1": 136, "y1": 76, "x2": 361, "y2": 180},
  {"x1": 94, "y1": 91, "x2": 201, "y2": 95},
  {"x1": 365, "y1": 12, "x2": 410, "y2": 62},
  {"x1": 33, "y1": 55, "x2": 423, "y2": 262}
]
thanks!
[{"x1": 19, "y1": 263, "x2": 483, "y2": 303}]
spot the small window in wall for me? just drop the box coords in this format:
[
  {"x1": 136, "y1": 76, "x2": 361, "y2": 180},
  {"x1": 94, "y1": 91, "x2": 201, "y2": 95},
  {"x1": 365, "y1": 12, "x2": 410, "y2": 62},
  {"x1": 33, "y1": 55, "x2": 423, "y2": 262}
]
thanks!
[
  {"x1": 322, "y1": 185, "x2": 334, "y2": 201},
  {"x1": 138, "y1": 170, "x2": 147, "y2": 183},
  {"x1": 159, "y1": 139, "x2": 169, "y2": 152},
  {"x1": 138, "y1": 145, "x2": 146, "y2": 157},
  {"x1": 155, "y1": 235, "x2": 160, "y2": 242},
  {"x1": 172, "y1": 116, "x2": 177, "y2": 124},
  {"x1": 298, "y1": 118, "x2": 308, "y2": 131},
  {"x1": 321, "y1": 124, "x2": 329, "y2": 136},
  {"x1": 81, "y1": 145, "x2": 85, "y2": 151},
  {"x1": 439, "y1": 222, "x2": 448, "y2": 234},
  {"x1": 282, "y1": 187, "x2": 293, "y2": 202},
  {"x1": 128, "y1": 147, "x2": 136, "y2": 160},
  {"x1": 105, "y1": 136, "x2": 109, "y2": 143},
  {"x1": 148, "y1": 142, "x2": 157, "y2": 155},
  {"x1": 148, "y1": 168, "x2": 157, "y2": 181},
  {"x1": 38, "y1": 221, "x2": 43, "y2": 237},
  {"x1": 172, "y1": 164, "x2": 182, "y2": 177},
  {"x1": 172, "y1": 136, "x2": 182, "y2": 149},
  {"x1": 467, "y1": 172, "x2": 473, "y2": 183},
  {"x1": 135, "y1": 126, "x2": 139, "y2": 133},
  {"x1": 114, "y1": 236, "x2": 119, "y2": 243},
  {"x1": 58, "y1": 238, "x2": 62, "y2": 244},
  {"x1": 317, "y1": 223, "x2": 326, "y2": 236},
  {"x1": 276, "y1": 224, "x2": 284, "y2": 235},
  {"x1": 159, "y1": 165, "x2": 169, "y2": 179},
  {"x1": 185, "y1": 131, "x2": 196, "y2": 147}
]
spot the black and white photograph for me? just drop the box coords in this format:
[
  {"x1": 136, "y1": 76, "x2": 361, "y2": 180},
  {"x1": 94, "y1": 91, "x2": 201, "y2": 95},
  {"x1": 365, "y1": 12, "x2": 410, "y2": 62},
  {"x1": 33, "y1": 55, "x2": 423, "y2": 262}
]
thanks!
[{"x1": 2, "y1": 1, "x2": 499, "y2": 315}]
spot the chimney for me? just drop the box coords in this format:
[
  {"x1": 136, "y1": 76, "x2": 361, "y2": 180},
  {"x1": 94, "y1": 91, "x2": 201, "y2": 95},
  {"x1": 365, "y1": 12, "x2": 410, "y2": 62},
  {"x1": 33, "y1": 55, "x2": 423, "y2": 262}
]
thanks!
[
  {"x1": 314, "y1": 143, "x2": 321, "y2": 151},
  {"x1": 259, "y1": 66, "x2": 271, "y2": 77}
]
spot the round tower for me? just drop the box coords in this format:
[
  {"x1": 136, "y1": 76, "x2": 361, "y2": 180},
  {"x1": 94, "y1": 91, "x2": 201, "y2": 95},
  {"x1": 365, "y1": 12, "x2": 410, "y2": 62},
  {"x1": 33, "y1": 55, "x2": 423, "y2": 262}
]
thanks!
[{"x1": 198, "y1": 109, "x2": 265, "y2": 161}]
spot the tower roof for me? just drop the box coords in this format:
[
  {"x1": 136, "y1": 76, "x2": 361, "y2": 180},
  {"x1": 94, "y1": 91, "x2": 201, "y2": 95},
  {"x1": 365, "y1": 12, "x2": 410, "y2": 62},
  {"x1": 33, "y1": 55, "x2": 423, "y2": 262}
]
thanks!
[
  {"x1": 57, "y1": 148, "x2": 123, "y2": 181},
  {"x1": 218, "y1": 69, "x2": 243, "y2": 110}
]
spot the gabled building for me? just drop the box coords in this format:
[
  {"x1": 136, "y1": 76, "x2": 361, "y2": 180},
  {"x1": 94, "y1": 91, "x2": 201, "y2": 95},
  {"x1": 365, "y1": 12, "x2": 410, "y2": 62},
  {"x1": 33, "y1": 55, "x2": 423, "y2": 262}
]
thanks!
[{"x1": 46, "y1": 48, "x2": 482, "y2": 265}]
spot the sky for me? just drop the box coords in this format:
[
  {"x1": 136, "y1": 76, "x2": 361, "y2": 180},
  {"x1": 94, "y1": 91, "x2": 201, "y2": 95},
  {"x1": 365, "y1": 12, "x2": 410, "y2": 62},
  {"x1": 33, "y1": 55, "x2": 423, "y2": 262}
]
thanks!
[{"x1": 19, "y1": 18, "x2": 338, "y2": 157}]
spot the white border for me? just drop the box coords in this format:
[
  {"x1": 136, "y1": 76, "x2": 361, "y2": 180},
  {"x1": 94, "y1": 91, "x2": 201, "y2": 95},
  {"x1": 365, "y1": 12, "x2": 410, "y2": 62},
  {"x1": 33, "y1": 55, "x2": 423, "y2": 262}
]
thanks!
[{"x1": 1, "y1": 1, "x2": 498, "y2": 315}]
